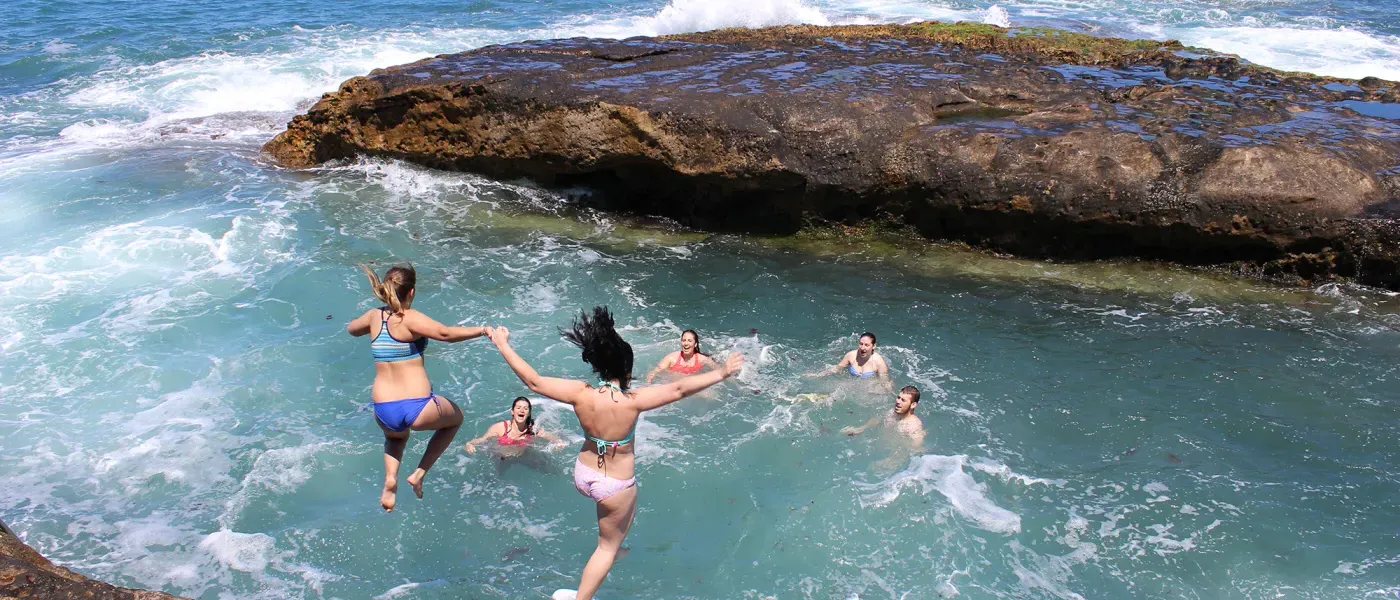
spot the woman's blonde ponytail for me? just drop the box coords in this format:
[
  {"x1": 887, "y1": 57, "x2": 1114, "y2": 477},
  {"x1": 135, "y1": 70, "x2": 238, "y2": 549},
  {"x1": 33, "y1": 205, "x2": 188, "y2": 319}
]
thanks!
[{"x1": 359, "y1": 263, "x2": 415, "y2": 316}]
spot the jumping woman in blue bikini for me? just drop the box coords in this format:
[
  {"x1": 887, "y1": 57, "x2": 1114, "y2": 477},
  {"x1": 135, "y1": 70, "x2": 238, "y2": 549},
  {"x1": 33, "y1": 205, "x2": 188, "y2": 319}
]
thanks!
[
  {"x1": 346, "y1": 264, "x2": 487, "y2": 512},
  {"x1": 485, "y1": 307, "x2": 741, "y2": 600}
]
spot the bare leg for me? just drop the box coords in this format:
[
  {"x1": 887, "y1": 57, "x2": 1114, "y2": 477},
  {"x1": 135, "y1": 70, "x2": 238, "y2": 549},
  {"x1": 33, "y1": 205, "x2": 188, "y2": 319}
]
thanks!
[
  {"x1": 379, "y1": 423, "x2": 410, "y2": 512},
  {"x1": 576, "y1": 485, "x2": 638, "y2": 600},
  {"x1": 405, "y1": 395, "x2": 464, "y2": 500}
]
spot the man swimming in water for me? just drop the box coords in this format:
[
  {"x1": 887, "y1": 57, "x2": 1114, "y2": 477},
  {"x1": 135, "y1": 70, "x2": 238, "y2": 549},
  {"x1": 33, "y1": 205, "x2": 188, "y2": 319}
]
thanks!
[
  {"x1": 840, "y1": 385, "x2": 925, "y2": 446},
  {"x1": 806, "y1": 332, "x2": 892, "y2": 391}
]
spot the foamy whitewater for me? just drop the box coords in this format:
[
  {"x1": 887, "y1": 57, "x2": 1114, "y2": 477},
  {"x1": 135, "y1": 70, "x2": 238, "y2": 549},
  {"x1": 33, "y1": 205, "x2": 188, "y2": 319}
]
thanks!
[{"x1": 2, "y1": 0, "x2": 1400, "y2": 598}]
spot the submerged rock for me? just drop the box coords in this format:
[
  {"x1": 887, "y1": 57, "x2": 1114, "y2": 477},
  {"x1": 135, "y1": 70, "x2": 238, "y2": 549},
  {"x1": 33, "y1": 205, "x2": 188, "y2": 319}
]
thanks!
[
  {"x1": 0, "y1": 519, "x2": 185, "y2": 599},
  {"x1": 264, "y1": 22, "x2": 1400, "y2": 289}
]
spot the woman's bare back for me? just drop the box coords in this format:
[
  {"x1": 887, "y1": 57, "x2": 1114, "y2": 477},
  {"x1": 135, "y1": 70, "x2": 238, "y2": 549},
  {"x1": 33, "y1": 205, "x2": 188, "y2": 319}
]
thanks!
[{"x1": 571, "y1": 385, "x2": 644, "y2": 478}]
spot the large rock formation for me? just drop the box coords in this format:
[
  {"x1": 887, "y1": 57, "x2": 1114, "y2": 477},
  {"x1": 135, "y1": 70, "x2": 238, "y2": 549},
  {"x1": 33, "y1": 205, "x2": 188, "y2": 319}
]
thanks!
[
  {"x1": 0, "y1": 519, "x2": 184, "y2": 599},
  {"x1": 264, "y1": 23, "x2": 1400, "y2": 289}
]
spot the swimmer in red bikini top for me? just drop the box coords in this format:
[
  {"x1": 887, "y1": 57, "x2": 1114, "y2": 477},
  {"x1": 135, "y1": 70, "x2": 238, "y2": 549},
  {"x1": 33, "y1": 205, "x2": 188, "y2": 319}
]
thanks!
[
  {"x1": 644, "y1": 329, "x2": 720, "y2": 384},
  {"x1": 463, "y1": 397, "x2": 563, "y2": 455}
]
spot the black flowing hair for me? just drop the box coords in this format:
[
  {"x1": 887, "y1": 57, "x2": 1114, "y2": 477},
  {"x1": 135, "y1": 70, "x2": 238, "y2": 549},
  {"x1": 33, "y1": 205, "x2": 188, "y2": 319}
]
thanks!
[{"x1": 561, "y1": 306, "x2": 634, "y2": 391}]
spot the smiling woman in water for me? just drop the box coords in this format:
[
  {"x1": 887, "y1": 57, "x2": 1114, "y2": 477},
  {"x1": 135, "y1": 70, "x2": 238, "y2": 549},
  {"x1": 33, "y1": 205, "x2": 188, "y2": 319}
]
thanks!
[
  {"x1": 462, "y1": 396, "x2": 566, "y2": 457},
  {"x1": 644, "y1": 329, "x2": 719, "y2": 384}
]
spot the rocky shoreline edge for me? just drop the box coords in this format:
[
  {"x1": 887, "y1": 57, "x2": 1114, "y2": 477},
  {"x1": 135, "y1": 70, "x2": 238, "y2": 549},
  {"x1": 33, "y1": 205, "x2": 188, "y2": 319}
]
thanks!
[
  {"x1": 263, "y1": 21, "x2": 1399, "y2": 290},
  {"x1": 1, "y1": 518, "x2": 185, "y2": 599}
]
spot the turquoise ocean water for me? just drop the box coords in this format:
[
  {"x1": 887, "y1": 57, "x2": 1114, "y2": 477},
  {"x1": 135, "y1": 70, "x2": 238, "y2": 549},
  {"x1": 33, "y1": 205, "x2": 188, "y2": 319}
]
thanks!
[{"x1": 3, "y1": 0, "x2": 1400, "y2": 598}]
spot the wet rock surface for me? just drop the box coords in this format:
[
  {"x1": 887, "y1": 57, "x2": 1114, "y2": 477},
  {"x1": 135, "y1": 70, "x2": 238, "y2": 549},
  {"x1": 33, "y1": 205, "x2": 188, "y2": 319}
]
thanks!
[
  {"x1": 0, "y1": 520, "x2": 184, "y2": 599},
  {"x1": 265, "y1": 23, "x2": 1400, "y2": 289}
]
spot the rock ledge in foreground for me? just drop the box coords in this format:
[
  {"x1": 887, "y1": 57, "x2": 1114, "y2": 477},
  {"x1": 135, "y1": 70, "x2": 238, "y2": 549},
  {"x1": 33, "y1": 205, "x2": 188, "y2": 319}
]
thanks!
[
  {"x1": 265, "y1": 22, "x2": 1400, "y2": 289},
  {"x1": 1, "y1": 519, "x2": 186, "y2": 599}
]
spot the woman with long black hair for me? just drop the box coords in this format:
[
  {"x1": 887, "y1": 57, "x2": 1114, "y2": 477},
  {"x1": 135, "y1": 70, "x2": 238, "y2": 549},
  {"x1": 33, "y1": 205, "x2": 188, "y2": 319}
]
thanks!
[{"x1": 485, "y1": 307, "x2": 741, "y2": 600}]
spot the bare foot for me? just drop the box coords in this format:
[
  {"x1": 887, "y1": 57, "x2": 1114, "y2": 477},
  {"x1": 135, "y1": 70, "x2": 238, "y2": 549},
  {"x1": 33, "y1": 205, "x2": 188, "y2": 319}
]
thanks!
[
  {"x1": 406, "y1": 470, "x2": 426, "y2": 500},
  {"x1": 381, "y1": 480, "x2": 397, "y2": 512}
]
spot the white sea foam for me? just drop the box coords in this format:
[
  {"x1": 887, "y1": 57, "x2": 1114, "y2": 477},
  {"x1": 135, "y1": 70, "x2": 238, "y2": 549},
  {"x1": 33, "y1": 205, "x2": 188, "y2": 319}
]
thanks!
[
  {"x1": 1010, "y1": 540, "x2": 1091, "y2": 600},
  {"x1": 641, "y1": 0, "x2": 830, "y2": 35},
  {"x1": 105, "y1": 518, "x2": 209, "y2": 590},
  {"x1": 818, "y1": 0, "x2": 983, "y2": 25},
  {"x1": 0, "y1": 26, "x2": 522, "y2": 167},
  {"x1": 199, "y1": 529, "x2": 277, "y2": 572},
  {"x1": 858, "y1": 454, "x2": 1021, "y2": 534},
  {"x1": 477, "y1": 512, "x2": 564, "y2": 539},
  {"x1": 327, "y1": 156, "x2": 566, "y2": 219},
  {"x1": 1152, "y1": 24, "x2": 1400, "y2": 80},
  {"x1": 736, "y1": 402, "x2": 812, "y2": 444},
  {"x1": 970, "y1": 457, "x2": 1067, "y2": 487},
  {"x1": 633, "y1": 414, "x2": 691, "y2": 463},
  {"x1": 0, "y1": 216, "x2": 283, "y2": 307},
  {"x1": 93, "y1": 380, "x2": 236, "y2": 493},
  {"x1": 65, "y1": 26, "x2": 501, "y2": 123},
  {"x1": 983, "y1": 5, "x2": 1012, "y2": 28},
  {"x1": 43, "y1": 39, "x2": 78, "y2": 55},
  {"x1": 515, "y1": 280, "x2": 563, "y2": 314},
  {"x1": 220, "y1": 442, "x2": 352, "y2": 527}
]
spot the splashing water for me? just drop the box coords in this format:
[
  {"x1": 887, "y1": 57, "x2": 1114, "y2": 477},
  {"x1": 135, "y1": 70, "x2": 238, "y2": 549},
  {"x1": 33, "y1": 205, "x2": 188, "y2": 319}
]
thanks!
[{"x1": 3, "y1": 0, "x2": 1400, "y2": 598}]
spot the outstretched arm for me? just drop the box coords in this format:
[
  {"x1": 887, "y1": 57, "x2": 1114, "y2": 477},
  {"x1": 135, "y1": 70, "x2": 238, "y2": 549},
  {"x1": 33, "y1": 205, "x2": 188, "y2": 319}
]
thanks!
[
  {"x1": 405, "y1": 311, "x2": 487, "y2": 342},
  {"x1": 463, "y1": 422, "x2": 505, "y2": 454},
  {"x1": 633, "y1": 353, "x2": 743, "y2": 411},
  {"x1": 488, "y1": 327, "x2": 588, "y2": 404},
  {"x1": 536, "y1": 429, "x2": 566, "y2": 449},
  {"x1": 644, "y1": 353, "x2": 676, "y2": 384},
  {"x1": 878, "y1": 357, "x2": 894, "y2": 392},
  {"x1": 346, "y1": 309, "x2": 375, "y2": 337},
  {"x1": 841, "y1": 416, "x2": 881, "y2": 436},
  {"x1": 805, "y1": 352, "x2": 851, "y2": 378}
]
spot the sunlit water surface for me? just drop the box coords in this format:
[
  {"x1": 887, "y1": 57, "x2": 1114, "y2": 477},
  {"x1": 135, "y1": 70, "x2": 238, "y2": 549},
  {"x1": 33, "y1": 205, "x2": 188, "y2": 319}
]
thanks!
[{"x1": 4, "y1": 0, "x2": 1400, "y2": 598}]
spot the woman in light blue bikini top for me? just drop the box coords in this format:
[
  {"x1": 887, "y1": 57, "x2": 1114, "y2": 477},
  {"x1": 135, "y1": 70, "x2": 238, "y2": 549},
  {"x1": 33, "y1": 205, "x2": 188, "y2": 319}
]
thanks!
[{"x1": 346, "y1": 263, "x2": 488, "y2": 513}]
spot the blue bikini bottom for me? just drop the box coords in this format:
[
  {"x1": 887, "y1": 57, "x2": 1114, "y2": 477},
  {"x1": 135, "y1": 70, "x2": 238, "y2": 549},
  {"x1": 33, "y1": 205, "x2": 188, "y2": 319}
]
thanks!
[{"x1": 372, "y1": 393, "x2": 438, "y2": 432}]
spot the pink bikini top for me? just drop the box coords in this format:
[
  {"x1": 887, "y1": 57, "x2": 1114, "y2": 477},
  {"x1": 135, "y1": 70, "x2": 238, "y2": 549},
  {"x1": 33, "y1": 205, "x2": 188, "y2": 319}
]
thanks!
[
  {"x1": 669, "y1": 352, "x2": 703, "y2": 375},
  {"x1": 497, "y1": 421, "x2": 534, "y2": 446}
]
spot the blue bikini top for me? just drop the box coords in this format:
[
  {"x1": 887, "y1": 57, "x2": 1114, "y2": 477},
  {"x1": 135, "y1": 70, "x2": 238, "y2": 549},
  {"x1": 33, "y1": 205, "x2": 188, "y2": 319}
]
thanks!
[
  {"x1": 849, "y1": 364, "x2": 877, "y2": 378},
  {"x1": 370, "y1": 309, "x2": 427, "y2": 362}
]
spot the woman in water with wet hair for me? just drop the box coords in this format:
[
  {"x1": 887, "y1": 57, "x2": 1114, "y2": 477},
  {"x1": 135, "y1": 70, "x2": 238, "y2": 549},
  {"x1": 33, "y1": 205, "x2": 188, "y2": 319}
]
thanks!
[
  {"x1": 806, "y1": 332, "x2": 893, "y2": 392},
  {"x1": 346, "y1": 264, "x2": 486, "y2": 512},
  {"x1": 462, "y1": 396, "x2": 565, "y2": 457},
  {"x1": 643, "y1": 329, "x2": 719, "y2": 384},
  {"x1": 484, "y1": 307, "x2": 742, "y2": 600}
]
